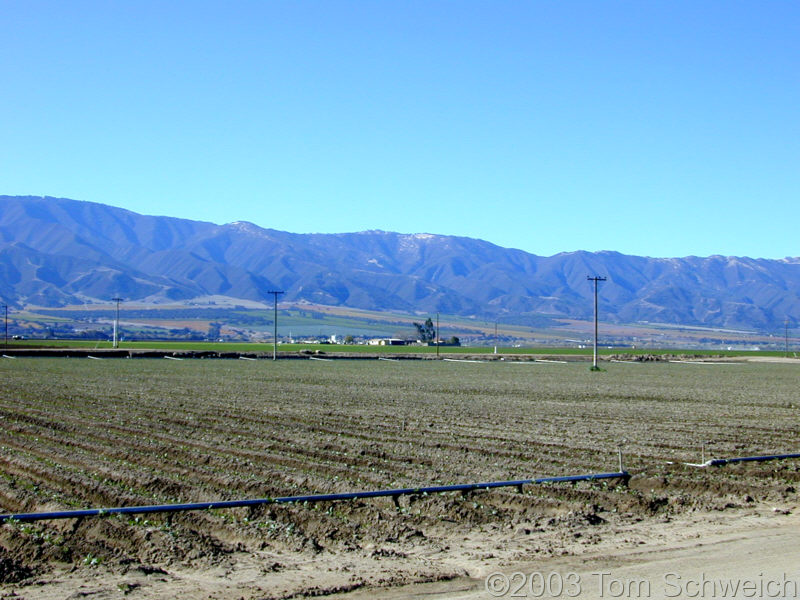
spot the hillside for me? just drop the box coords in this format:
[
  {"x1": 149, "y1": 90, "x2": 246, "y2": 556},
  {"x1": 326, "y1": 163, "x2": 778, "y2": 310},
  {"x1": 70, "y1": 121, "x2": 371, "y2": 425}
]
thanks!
[{"x1": 1, "y1": 195, "x2": 798, "y2": 330}]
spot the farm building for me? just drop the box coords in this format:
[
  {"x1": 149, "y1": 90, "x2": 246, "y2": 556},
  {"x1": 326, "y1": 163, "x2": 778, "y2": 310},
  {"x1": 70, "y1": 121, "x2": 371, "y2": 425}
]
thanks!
[{"x1": 367, "y1": 338, "x2": 408, "y2": 346}]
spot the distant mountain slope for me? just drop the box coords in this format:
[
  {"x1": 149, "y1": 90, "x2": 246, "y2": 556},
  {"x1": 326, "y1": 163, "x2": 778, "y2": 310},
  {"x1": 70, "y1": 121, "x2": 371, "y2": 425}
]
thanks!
[{"x1": 1, "y1": 195, "x2": 798, "y2": 330}]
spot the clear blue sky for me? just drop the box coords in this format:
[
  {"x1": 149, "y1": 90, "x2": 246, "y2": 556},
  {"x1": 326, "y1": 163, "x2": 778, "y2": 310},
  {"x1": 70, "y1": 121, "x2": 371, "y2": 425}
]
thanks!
[{"x1": 2, "y1": 1, "x2": 798, "y2": 259}]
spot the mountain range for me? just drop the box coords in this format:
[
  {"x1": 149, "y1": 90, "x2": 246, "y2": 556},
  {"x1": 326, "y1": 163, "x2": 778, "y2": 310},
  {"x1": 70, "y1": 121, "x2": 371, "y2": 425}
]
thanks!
[{"x1": 1, "y1": 195, "x2": 798, "y2": 331}]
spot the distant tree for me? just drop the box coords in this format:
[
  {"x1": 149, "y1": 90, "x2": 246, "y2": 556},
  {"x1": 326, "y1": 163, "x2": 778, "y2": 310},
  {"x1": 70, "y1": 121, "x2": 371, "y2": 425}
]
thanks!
[
  {"x1": 414, "y1": 318, "x2": 436, "y2": 343},
  {"x1": 207, "y1": 322, "x2": 222, "y2": 340},
  {"x1": 448, "y1": 336, "x2": 460, "y2": 346},
  {"x1": 344, "y1": 334, "x2": 355, "y2": 344}
]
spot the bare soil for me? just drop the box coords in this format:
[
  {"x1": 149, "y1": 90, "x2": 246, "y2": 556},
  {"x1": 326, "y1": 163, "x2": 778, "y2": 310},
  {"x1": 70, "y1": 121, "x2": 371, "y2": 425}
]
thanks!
[{"x1": 1, "y1": 358, "x2": 798, "y2": 598}]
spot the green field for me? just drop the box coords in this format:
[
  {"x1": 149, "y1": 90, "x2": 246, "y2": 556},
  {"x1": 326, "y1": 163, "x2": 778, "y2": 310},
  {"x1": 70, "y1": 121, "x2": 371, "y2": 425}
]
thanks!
[{"x1": 2, "y1": 337, "x2": 792, "y2": 358}]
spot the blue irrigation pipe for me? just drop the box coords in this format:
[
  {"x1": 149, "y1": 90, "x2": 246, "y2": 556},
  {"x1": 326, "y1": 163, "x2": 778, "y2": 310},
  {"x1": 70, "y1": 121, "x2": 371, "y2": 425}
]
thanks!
[
  {"x1": 0, "y1": 471, "x2": 628, "y2": 523},
  {"x1": 701, "y1": 452, "x2": 800, "y2": 468}
]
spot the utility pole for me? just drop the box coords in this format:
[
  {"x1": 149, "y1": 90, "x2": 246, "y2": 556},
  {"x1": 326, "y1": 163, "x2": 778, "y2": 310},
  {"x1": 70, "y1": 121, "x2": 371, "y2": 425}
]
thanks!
[
  {"x1": 786, "y1": 318, "x2": 790, "y2": 357},
  {"x1": 436, "y1": 312, "x2": 440, "y2": 358},
  {"x1": 111, "y1": 297, "x2": 123, "y2": 348},
  {"x1": 268, "y1": 291, "x2": 284, "y2": 360},
  {"x1": 587, "y1": 276, "x2": 606, "y2": 371},
  {"x1": 3, "y1": 305, "x2": 7, "y2": 350},
  {"x1": 494, "y1": 321, "x2": 498, "y2": 354}
]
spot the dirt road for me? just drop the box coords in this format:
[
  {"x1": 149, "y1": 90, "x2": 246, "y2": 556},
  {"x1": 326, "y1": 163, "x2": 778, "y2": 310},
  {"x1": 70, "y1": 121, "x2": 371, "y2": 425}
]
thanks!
[{"x1": 334, "y1": 504, "x2": 800, "y2": 599}]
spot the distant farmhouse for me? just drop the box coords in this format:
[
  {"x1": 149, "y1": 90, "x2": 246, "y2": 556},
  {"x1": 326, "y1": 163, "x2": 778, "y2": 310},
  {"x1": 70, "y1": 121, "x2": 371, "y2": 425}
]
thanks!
[{"x1": 367, "y1": 338, "x2": 408, "y2": 346}]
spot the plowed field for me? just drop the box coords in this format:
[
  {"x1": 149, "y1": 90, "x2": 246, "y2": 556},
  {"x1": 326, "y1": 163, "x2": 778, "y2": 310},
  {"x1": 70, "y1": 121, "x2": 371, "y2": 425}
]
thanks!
[{"x1": 1, "y1": 358, "x2": 799, "y2": 598}]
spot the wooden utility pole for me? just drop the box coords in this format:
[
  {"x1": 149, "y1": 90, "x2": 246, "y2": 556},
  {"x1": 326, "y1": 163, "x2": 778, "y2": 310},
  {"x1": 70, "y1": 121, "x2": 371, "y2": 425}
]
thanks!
[
  {"x1": 786, "y1": 318, "x2": 790, "y2": 357},
  {"x1": 436, "y1": 312, "x2": 440, "y2": 359},
  {"x1": 587, "y1": 276, "x2": 606, "y2": 371},
  {"x1": 112, "y1": 297, "x2": 123, "y2": 348},
  {"x1": 268, "y1": 291, "x2": 284, "y2": 360}
]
